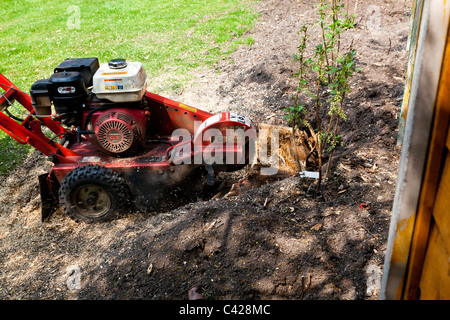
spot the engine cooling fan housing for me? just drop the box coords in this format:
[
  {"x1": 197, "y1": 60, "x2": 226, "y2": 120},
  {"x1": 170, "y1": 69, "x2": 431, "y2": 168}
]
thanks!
[{"x1": 91, "y1": 109, "x2": 146, "y2": 156}]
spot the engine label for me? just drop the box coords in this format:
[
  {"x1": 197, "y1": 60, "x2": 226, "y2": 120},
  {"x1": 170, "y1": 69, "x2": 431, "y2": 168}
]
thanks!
[
  {"x1": 107, "y1": 129, "x2": 123, "y2": 144},
  {"x1": 101, "y1": 72, "x2": 128, "y2": 75},
  {"x1": 104, "y1": 78, "x2": 124, "y2": 90}
]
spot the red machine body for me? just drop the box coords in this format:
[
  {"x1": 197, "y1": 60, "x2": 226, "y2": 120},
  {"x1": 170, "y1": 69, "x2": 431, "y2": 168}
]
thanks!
[{"x1": 0, "y1": 58, "x2": 257, "y2": 223}]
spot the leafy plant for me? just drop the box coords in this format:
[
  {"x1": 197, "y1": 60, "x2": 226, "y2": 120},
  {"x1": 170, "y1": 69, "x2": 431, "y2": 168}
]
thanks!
[{"x1": 285, "y1": 0, "x2": 359, "y2": 188}]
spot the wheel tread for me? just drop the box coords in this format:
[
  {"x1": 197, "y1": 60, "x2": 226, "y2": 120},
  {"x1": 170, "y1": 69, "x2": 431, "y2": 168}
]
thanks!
[{"x1": 59, "y1": 164, "x2": 131, "y2": 223}]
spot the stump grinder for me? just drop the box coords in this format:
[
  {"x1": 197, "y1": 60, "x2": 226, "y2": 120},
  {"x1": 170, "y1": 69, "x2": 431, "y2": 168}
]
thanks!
[{"x1": 0, "y1": 58, "x2": 258, "y2": 223}]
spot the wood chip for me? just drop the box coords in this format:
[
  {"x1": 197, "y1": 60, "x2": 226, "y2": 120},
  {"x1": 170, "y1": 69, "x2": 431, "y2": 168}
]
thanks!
[
  {"x1": 323, "y1": 211, "x2": 339, "y2": 217},
  {"x1": 146, "y1": 263, "x2": 153, "y2": 275}
]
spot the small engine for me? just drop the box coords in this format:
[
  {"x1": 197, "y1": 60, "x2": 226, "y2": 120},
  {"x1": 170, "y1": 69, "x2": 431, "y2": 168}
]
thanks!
[{"x1": 30, "y1": 58, "x2": 149, "y2": 156}]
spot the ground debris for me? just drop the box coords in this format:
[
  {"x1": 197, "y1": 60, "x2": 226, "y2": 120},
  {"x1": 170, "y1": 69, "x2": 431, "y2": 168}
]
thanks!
[{"x1": 0, "y1": 0, "x2": 407, "y2": 300}]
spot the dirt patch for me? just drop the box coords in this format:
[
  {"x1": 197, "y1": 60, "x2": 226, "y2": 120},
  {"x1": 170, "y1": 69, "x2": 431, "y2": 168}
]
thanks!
[{"x1": 0, "y1": 0, "x2": 411, "y2": 300}]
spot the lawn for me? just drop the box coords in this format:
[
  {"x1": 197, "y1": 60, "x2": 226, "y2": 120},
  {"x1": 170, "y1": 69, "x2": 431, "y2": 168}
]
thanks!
[{"x1": 0, "y1": 0, "x2": 259, "y2": 175}]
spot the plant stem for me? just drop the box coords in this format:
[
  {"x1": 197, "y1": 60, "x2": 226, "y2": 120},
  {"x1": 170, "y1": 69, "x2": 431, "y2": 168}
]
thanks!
[{"x1": 320, "y1": 0, "x2": 332, "y2": 84}]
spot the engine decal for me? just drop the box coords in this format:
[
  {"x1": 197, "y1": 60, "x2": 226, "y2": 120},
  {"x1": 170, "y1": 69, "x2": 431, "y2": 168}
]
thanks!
[
  {"x1": 103, "y1": 79, "x2": 124, "y2": 91},
  {"x1": 101, "y1": 72, "x2": 128, "y2": 75}
]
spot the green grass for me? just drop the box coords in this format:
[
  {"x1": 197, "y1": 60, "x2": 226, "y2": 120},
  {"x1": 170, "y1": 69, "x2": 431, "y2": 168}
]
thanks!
[{"x1": 0, "y1": 0, "x2": 260, "y2": 175}]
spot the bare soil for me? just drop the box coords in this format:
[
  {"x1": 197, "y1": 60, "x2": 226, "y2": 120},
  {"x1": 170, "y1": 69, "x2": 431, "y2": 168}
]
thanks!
[{"x1": 0, "y1": 0, "x2": 411, "y2": 300}]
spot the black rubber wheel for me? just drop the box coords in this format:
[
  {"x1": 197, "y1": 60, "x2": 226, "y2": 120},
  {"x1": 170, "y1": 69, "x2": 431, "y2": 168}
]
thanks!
[{"x1": 59, "y1": 164, "x2": 131, "y2": 223}]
